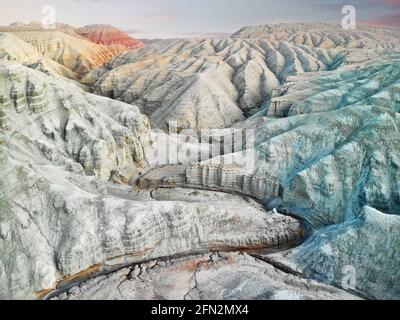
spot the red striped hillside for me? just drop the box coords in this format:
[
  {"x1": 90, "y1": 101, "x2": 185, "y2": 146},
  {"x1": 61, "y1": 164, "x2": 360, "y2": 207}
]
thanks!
[{"x1": 76, "y1": 24, "x2": 144, "y2": 49}]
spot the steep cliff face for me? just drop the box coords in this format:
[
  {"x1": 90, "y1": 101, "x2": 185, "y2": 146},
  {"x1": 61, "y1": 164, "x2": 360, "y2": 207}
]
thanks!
[
  {"x1": 0, "y1": 61, "x2": 148, "y2": 178},
  {"x1": 76, "y1": 25, "x2": 144, "y2": 49},
  {"x1": 0, "y1": 60, "x2": 147, "y2": 299}
]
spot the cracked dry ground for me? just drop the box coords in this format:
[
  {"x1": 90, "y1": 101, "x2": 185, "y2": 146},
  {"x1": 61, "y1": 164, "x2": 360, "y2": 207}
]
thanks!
[{"x1": 51, "y1": 251, "x2": 360, "y2": 300}]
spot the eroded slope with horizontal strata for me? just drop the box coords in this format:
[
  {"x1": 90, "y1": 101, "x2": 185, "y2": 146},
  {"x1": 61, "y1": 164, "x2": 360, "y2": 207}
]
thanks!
[
  {"x1": 84, "y1": 38, "x2": 344, "y2": 130},
  {"x1": 76, "y1": 24, "x2": 144, "y2": 49},
  {"x1": 232, "y1": 23, "x2": 400, "y2": 50},
  {"x1": 0, "y1": 23, "x2": 130, "y2": 77},
  {"x1": 0, "y1": 58, "x2": 307, "y2": 299},
  {"x1": 135, "y1": 52, "x2": 400, "y2": 299},
  {"x1": 1, "y1": 22, "x2": 399, "y2": 300}
]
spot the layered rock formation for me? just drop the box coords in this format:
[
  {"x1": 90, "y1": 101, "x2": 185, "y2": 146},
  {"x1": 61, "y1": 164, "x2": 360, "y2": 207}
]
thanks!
[
  {"x1": 140, "y1": 52, "x2": 400, "y2": 223},
  {"x1": 0, "y1": 32, "x2": 78, "y2": 80},
  {"x1": 76, "y1": 24, "x2": 144, "y2": 49},
  {"x1": 266, "y1": 53, "x2": 400, "y2": 117},
  {"x1": 266, "y1": 206, "x2": 400, "y2": 300},
  {"x1": 0, "y1": 60, "x2": 148, "y2": 175},
  {"x1": 0, "y1": 22, "x2": 399, "y2": 300},
  {"x1": 134, "y1": 52, "x2": 400, "y2": 299},
  {"x1": 85, "y1": 24, "x2": 399, "y2": 131},
  {"x1": 0, "y1": 59, "x2": 145, "y2": 299},
  {"x1": 84, "y1": 38, "x2": 344, "y2": 129},
  {"x1": 0, "y1": 57, "x2": 303, "y2": 300},
  {"x1": 232, "y1": 23, "x2": 400, "y2": 50},
  {"x1": 0, "y1": 22, "x2": 133, "y2": 77},
  {"x1": 0, "y1": 166, "x2": 302, "y2": 299},
  {"x1": 8, "y1": 30, "x2": 127, "y2": 75}
]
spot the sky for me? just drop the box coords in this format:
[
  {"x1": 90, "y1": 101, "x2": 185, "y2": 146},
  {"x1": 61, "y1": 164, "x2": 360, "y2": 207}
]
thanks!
[{"x1": 0, "y1": 0, "x2": 399, "y2": 38}]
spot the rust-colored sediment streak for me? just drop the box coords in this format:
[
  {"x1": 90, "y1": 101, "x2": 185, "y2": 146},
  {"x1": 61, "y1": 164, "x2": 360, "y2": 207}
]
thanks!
[
  {"x1": 35, "y1": 288, "x2": 54, "y2": 299},
  {"x1": 62, "y1": 264, "x2": 103, "y2": 283},
  {"x1": 34, "y1": 264, "x2": 102, "y2": 299},
  {"x1": 76, "y1": 25, "x2": 144, "y2": 49},
  {"x1": 35, "y1": 235, "x2": 302, "y2": 299}
]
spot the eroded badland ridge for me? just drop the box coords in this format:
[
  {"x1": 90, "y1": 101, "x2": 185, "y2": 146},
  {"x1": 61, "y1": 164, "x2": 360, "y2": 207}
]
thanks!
[{"x1": 0, "y1": 22, "x2": 399, "y2": 300}]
